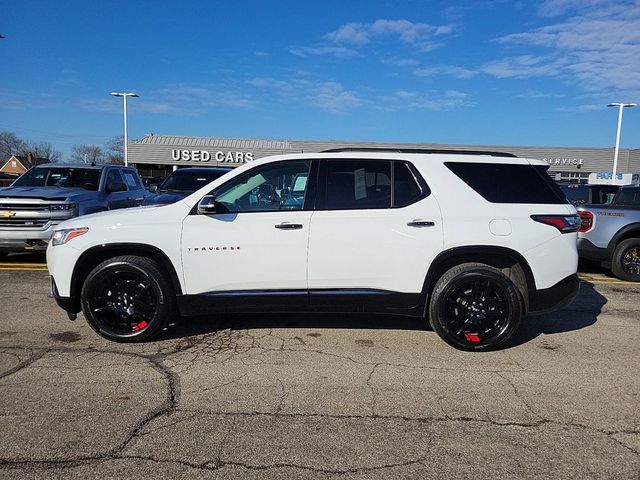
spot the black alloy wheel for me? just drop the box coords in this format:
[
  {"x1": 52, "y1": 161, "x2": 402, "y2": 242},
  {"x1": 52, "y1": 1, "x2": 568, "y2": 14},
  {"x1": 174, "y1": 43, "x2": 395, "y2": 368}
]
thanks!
[
  {"x1": 81, "y1": 255, "x2": 176, "y2": 342},
  {"x1": 612, "y1": 238, "x2": 640, "y2": 282},
  {"x1": 429, "y1": 263, "x2": 522, "y2": 351}
]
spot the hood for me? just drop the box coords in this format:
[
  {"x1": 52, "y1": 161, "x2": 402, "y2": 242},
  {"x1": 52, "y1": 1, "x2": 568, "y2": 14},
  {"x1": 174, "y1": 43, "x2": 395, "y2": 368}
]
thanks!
[
  {"x1": 0, "y1": 186, "x2": 97, "y2": 202},
  {"x1": 142, "y1": 191, "x2": 190, "y2": 205}
]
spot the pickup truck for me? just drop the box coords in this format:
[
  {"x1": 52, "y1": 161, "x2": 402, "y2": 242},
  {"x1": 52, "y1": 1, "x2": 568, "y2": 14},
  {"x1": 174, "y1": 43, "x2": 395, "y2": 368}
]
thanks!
[
  {"x1": 577, "y1": 184, "x2": 640, "y2": 281},
  {"x1": 0, "y1": 163, "x2": 146, "y2": 255}
]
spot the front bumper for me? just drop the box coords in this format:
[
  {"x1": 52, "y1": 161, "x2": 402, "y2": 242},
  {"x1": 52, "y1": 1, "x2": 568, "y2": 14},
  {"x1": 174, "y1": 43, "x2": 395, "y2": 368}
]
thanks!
[
  {"x1": 51, "y1": 276, "x2": 80, "y2": 314},
  {"x1": 528, "y1": 273, "x2": 580, "y2": 314},
  {"x1": 0, "y1": 223, "x2": 60, "y2": 252}
]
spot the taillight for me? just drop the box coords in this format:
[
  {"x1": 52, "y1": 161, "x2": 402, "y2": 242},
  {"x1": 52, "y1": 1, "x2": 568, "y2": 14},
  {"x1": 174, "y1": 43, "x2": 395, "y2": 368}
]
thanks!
[
  {"x1": 531, "y1": 214, "x2": 581, "y2": 233},
  {"x1": 577, "y1": 210, "x2": 593, "y2": 233}
]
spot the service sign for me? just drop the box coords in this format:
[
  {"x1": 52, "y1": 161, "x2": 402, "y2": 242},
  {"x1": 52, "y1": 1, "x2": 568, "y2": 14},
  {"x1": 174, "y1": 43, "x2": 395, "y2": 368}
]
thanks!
[
  {"x1": 543, "y1": 157, "x2": 584, "y2": 166},
  {"x1": 171, "y1": 149, "x2": 254, "y2": 163}
]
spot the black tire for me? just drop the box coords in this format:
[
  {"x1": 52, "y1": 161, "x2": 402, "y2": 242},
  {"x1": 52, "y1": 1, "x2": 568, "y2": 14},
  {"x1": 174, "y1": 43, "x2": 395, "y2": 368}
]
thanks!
[
  {"x1": 611, "y1": 238, "x2": 640, "y2": 282},
  {"x1": 81, "y1": 255, "x2": 177, "y2": 342},
  {"x1": 428, "y1": 263, "x2": 522, "y2": 351}
]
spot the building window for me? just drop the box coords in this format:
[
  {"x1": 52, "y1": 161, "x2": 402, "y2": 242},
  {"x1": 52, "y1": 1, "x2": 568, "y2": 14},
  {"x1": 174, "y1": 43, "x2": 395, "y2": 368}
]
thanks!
[{"x1": 552, "y1": 172, "x2": 590, "y2": 184}]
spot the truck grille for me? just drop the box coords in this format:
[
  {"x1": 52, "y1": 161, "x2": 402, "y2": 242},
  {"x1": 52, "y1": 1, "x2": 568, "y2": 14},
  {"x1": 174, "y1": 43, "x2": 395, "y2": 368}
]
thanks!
[
  {"x1": 0, "y1": 218, "x2": 49, "y2": 228},
  {"x1": 0, "y1": 203, "x2": 51, "y2": 212}
]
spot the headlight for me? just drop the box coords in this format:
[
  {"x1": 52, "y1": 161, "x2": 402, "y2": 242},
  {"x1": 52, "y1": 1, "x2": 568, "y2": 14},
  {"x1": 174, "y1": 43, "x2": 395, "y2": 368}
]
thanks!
[
  {"x1": 52, "y1": 227, "x2": 89, "y2": 246},
  {"x1": 49, "y1": 203, "x2": 77, "y2": 211}
]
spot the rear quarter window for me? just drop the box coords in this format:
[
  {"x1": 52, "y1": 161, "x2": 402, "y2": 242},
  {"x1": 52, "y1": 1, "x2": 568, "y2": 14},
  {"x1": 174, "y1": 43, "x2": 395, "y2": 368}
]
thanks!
[{"x1": 445, "y1": 162, "x2": 567, "y2": 204}]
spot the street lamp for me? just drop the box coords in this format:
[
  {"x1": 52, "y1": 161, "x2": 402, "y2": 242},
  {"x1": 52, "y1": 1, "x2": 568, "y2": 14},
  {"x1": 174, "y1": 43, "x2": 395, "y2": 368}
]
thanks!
[
  {"x1": 607, "y1": 102, "x2": 636, "y2": 184},
  {"x1": 110, "y1": 92, "x2": 139, "y2": 166}
]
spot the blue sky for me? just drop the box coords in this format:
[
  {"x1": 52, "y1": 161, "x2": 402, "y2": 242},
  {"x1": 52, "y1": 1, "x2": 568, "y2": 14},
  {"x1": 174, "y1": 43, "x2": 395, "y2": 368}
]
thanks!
[{"x1": 1, "y1": 0, "x2": 639, "y2": 158}]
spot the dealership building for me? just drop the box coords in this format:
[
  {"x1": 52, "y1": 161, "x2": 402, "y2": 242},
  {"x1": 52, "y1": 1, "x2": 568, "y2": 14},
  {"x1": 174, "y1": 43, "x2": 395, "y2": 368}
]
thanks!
[{"x1": 128, "y1": 134, "x2": 640, "y2": 183}]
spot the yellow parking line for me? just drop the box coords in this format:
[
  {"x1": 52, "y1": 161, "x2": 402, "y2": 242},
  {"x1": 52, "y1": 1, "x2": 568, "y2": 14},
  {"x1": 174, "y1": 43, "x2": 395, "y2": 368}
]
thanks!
[
  {"x1": 0, "y1": 263, "x2": 47, "y2": 267},
  {"x1": 0, "y1": 267, "x2": 48, "y2": 271},
  {"x1": 582, "y1": 279, "x2": 640, "y2": 286}
]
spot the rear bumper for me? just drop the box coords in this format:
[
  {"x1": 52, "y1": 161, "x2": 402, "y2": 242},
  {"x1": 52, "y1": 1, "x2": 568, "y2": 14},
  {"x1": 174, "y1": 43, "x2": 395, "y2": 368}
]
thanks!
[
  {"x1": 577, "y1": 237, "x2": 610, "y2": 263},
  {"x1": 528, "y1": 273, "x2": 579, "y2": 314}
]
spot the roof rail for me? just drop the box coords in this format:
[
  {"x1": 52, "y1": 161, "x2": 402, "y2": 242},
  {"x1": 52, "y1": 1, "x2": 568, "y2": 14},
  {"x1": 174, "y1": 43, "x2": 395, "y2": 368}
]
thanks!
[{"x1": 321, "y1": 147, "x2": 518, "y2": 158}]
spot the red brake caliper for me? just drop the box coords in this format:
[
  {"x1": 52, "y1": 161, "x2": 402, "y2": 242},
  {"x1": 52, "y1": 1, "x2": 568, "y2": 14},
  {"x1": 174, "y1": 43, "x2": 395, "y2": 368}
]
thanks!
[
  {"x1": 464, "y1": 333, "x2": 481, "y2": 343},
  {"x1": 132, "y1": 320, "x2": 148, "y2": 332}
]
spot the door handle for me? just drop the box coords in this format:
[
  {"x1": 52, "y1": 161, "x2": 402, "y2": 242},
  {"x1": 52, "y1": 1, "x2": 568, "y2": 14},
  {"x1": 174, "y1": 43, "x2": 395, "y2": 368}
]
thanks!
[
  {"x1": 275, "y1": 222, "x2": 303, "y2": 230},
  {"x1": 407, "y1": 220, "x2": 435, "y2": 227}
]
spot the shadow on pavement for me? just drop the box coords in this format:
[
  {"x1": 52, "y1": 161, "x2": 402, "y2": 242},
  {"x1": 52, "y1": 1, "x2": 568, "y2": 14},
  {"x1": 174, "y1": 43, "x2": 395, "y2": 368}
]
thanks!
[
  {"x1": 157, "y1": 281, "x2": 606, "y2": 351},
  {"x1": 505, "y1": 281, "x2": 606, "y2": 348}
]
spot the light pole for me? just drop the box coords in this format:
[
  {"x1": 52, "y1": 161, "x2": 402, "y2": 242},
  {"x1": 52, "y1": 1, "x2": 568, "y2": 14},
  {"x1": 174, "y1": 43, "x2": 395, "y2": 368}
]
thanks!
[
  {"x1": 110, "y1": 92, "x2": 139, "y2": 166},
  {"x1": 607, "y1": 102, "x2": 636, "y2": 184}
]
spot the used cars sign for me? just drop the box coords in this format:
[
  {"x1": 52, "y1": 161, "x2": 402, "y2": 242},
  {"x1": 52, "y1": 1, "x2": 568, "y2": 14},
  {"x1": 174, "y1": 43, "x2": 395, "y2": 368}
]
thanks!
[{"x1": 171, "y1": 149, "x2": 254, "y2": 163}]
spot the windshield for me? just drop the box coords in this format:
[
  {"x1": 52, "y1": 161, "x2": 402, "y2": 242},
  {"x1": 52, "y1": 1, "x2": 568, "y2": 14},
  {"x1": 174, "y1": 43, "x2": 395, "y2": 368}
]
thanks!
[
  {"x1": 159, "y1": 170, "x2": 228, "y2": 192},
  {"x1": 12, "y1": 168, "x2": 101, "y2": 190}
]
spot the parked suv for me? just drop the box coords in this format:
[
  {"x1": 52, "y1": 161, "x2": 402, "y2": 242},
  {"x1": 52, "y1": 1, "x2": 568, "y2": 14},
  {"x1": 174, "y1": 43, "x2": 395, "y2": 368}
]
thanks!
[
  {"x1": 577, "y1": 184, "x2": 640, "y2": 281},
  {"x1": 0, "y1": 163, "x2": 146, "y2": 254},
  {"x1": 143, "y1": 167, "x2": 231, "y2": 205},
  {"x1": 47, "y1": 150, "x2": 579, "y2": 350},
  {"x1": 558, "y1": 183, "x2": 619, "y2": 206}
]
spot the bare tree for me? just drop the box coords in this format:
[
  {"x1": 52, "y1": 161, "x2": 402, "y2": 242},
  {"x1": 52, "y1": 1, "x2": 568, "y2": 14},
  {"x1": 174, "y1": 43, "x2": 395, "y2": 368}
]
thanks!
[
  {"x1": 70, "y1": 144, "x2": 104, "y2": 164},
  {"x1": 104, "y1": 135, "x2": 124, "y2": 164},
  {"x1": 0, "y1": 131, "x2": 28, "y2": 160},
  {"x1": 27, "y1": 141, "x2": 62, "y2": 162}
]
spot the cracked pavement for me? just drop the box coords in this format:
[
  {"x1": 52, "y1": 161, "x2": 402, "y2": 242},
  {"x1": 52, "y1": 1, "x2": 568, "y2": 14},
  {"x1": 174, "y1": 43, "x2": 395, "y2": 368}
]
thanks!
[{"x1": 0, "y1": 269, "x2": 638, "y2": 479}]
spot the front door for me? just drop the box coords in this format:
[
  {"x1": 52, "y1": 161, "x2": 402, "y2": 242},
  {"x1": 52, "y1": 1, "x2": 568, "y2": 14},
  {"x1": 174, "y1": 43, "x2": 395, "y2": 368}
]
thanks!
[
  {"x1": 307, "y1": 159, "x2": 443, "y2": 300},
  {"x1": 104, "y1": 169, "x2": 130, "y2": 210},
  {"x1": 181, "y1": 159, "x2": 315, "y2": 297}
]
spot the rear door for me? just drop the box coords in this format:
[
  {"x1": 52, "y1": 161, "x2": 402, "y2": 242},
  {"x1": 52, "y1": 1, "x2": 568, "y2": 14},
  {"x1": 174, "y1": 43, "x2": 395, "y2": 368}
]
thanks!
[{"x1": 307, "y1": 158, "x2": 443, "y2": 298}]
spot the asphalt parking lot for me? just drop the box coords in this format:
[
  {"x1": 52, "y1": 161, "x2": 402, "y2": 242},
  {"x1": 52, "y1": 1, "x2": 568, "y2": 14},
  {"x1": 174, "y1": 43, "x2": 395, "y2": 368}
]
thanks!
[{"x1": 0, "y1": 254, "x2": 638, "y2": 479}]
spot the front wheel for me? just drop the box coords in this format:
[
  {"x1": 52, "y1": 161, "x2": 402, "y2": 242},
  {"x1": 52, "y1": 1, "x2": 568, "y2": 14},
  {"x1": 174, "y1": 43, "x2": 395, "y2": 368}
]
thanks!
[
  {"x1": 81, "y1": 255, "x2": 176, "y2": 342},
  {"x1": 611, "y1": 238, "x2": 640, "y2": 282},
  {"x1": 428, "y1": 263, "x2": 522, "y2": 351}
]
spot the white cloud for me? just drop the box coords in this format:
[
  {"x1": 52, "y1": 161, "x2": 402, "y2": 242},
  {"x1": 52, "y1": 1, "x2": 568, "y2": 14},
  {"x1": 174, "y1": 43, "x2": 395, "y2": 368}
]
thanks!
[
  {"x1": 324, "y1": 19, "x2": 453, "y2": 52},
  {"x1": 514, "y1": 89, "x2": 565, "y2": 99},
  {"x1": 413, "y1": 65, "x2": 478, "y2": 79},
  {"x1": 381, "y1": 57, "x2": 420, "y2": 67},
  {"x1": 488, "y1": 2, "x2": 640, "y2": 97},
  {"x1": 289, "y1": 46, "x2": 358, "y2": 58},
  {"x1": 307, "y1": 82, "x2": 362, "y2": 112},
  {"x1": 536, "y1": 0, "x2": 613, "y2": 17},
  {"x1": 377, "y1": 89, "x2": 472, "y2": 111},
  {"x1": 246, "y1": 77, "x2": 362, "y2": 113}
]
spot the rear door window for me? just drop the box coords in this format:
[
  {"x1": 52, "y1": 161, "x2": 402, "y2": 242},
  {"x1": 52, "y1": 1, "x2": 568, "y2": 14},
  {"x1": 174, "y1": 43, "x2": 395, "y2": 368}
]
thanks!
[
  {"x1": 445, "y1": 162, "x2": 567, "y2": 204},
  {"x1": 324, "y1": 160, "x2": 391, "y2": 210}
]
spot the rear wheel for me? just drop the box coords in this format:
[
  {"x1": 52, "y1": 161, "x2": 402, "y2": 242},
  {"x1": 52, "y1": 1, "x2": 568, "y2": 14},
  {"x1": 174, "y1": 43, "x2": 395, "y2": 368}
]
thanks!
[
  {"x1": 428, "y1": 263, "x2": 522, "y2": 351},
  {"x1": 81, "y1": 255, "x2": 176, "y2": 342},
  {"x1": 611, "y1": 238, "x2": 640, "y2": 282}
]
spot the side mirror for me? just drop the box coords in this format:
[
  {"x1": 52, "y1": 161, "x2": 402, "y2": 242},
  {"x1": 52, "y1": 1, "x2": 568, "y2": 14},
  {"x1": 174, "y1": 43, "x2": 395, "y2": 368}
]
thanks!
[
  {"x1": 149, "y1": 184, "x2": 158, "y2": 193},
  {"x1": 106, "y1": 182, "x2": 127, "y2": 193},
  {"x1": 197, "y1": 195, "x2": 217, "y2": 215}
]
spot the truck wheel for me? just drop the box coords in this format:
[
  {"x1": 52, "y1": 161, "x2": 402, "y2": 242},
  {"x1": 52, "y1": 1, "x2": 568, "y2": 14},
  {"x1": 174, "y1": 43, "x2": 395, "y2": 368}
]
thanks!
[
  {"x1": 611, "y1": 238, "x2": 640, "y2": 282},
  {"x1": 428, "y1": 263, "x2": 522, "y2": 351},
  {"x1": 81, "y1": 255, "x2": 177, "y2": 342}
]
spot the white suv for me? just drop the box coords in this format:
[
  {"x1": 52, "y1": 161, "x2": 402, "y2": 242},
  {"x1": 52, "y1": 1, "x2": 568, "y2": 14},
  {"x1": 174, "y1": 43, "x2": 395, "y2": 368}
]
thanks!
[{"x1": 47, "y1": 149, "x2": 580, "y2": 350}]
